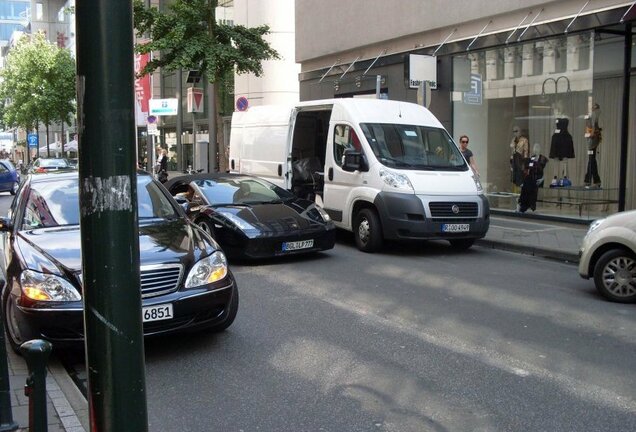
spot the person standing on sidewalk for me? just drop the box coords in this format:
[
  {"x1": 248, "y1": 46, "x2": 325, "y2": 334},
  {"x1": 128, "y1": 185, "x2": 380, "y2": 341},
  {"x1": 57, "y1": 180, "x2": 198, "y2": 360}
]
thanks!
[
  {"x1": 156, "y1": 148, "x2": 169, "y2": 183},
  {"x1": 459, "y1": 135, "x2": 479, "y2": 177}
]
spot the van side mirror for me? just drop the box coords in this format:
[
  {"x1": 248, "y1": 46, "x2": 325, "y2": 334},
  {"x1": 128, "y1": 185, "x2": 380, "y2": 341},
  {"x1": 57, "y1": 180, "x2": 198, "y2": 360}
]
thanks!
[{"x1": 342, "y1": 149, "x2": 367, "y2": 172}]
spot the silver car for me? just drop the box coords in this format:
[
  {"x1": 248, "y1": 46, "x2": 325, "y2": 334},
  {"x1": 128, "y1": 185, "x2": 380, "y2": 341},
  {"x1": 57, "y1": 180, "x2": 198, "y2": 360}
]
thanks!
[{"x1": 579, "y1": 210, "x2": 636, "y2": 303}]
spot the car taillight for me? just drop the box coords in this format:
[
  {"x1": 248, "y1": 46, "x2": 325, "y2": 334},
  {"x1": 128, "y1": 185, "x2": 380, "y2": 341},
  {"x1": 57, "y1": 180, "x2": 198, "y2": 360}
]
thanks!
[{"x1": 36, "y1": 167, "x2": 45, "y2": 173}]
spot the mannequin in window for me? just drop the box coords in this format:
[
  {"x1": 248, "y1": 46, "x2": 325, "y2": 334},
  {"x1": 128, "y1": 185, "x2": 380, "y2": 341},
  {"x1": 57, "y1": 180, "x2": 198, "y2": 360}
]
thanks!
[
  {"x1": 549, "y1": 117, "x2": 574, "y2": 182},
  {"x1": 510, "y1": 126, "x2": 529, "y2": 191},
  {"x1": 517, "y1": 143, "x2": 548, "y2": 213},
  {"x1": 584, "y1": 103, "x2": 602, "y2": 187}
]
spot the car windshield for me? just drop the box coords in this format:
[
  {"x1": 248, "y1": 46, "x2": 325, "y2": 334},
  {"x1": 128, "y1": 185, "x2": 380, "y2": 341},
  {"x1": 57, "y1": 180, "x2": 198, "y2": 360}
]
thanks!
[
  {"x1": 194, "y1": 177, "x2": 294, "y2": 205},
  {"x1": 360, "y1": 123, "x2": 468, "y2": 171},
  {"x1": 39, "y1": 159, "x2": 70, "y2": 168},
  {"x1": 20, "y1": 175, "x2": 178, "y2": 229}
]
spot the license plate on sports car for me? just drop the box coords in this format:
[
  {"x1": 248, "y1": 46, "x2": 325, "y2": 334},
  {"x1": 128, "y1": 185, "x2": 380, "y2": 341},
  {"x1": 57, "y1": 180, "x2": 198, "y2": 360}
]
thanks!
[
  {"x1": 442, "y1": 223, "x2": 470, "y2": 233},
  {"x1": 282, "y1": 239, "x2": 314, "y2": 251},
  {"x1": 142, "y1": 304, "x2": 173, "y2": 323}
]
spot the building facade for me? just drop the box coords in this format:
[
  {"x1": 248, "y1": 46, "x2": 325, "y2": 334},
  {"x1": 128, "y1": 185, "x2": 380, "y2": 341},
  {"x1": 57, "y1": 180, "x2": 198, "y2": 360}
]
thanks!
[{"x1": 295, "y1": 0, "x2": 636, "y2": 221}]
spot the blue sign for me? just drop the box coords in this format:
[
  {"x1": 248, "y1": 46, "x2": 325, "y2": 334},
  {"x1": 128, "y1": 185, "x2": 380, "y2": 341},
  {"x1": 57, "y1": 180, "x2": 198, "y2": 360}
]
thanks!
[
  {"x1": 236, "y1": 96, "x2": 249, "y2": 112},
  {"x1": 463, "y1": 73, "x2": 483, "y2": 105},
  {"x1": 27, "y1": 133, "x2": 39, "y2": 148}
]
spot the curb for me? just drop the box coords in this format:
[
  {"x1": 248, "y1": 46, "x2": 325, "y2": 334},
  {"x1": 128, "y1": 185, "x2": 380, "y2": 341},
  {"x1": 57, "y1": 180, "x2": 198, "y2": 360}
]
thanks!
[
  {"x1": 477, "y1": 238, "x2": 580, "y2": 264},
  {"x1": 47, "y1": 356, "x2": 89, "y2": 432}
]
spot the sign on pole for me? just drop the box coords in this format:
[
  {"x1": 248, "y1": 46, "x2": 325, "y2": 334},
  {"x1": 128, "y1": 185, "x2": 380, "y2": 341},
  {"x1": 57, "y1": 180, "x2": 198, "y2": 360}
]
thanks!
[
  {"x1": 27, "y1": 133, "x2": 39, "y2": 148},
  {"x1": 187, "y1": 87, "x2": 204, "y2": 113},
  {"x1": 149, "y1": 98, "x2": 179, "y2": 116},
  {"x1": 236, "y1": 96, "x2": 249, "y2": 112}
]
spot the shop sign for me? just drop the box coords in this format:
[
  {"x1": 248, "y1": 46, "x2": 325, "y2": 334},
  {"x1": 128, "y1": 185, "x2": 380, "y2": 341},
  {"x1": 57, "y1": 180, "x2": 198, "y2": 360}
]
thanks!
[
  {"x1": 463, "y1": 73, "x2": 482, "y2": 105},
  {"x1": 409, "y1": 54, "x2": 437, "y2": 89}
]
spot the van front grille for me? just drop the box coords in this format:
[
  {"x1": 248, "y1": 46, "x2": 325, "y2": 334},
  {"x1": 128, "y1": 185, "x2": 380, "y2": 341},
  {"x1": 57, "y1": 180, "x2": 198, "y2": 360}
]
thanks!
[{"x1": 429, "y1": 202, "x2": 478, "y2": 218}]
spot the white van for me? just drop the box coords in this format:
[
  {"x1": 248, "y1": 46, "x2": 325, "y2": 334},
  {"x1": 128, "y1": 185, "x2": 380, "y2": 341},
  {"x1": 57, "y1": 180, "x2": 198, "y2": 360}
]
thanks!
[{"x1": 229, "y1": 98, "x2": 489, "y2": 252}]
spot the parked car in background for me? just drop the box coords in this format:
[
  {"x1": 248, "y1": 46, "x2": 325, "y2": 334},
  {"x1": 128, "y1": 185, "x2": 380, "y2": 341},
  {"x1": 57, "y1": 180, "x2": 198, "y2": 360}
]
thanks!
[
  {"x1": 0, "y1": 171, "x2": 239, "y2": 352},
  {"x1": 579, "y1": 209, "x2": 636, "y2": 303},
  {"x1": 0, "y1": 160, "x2": 20, "y2": 195},
  {"x1": 164, "y1": 173, "x2": 336, "y2": 260},
  {"x1": 28, "y1": 158, "x2": 73, "y2": 173}
]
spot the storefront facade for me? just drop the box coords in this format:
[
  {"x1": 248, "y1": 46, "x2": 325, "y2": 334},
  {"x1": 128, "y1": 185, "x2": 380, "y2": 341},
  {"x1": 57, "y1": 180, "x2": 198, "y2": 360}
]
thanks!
[{"x1": 296, "y1": 0, "x2": 635, "y2": 221}]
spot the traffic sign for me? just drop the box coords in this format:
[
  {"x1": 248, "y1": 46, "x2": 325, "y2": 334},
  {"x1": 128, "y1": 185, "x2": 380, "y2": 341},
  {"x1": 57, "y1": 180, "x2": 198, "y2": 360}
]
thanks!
[
  {"x1": 27, "y1": 133, "x2": 38, "y2": 148},
  {"x1": 236, "y1": 96, "x2": 248, "y2": 112},
  {"x1": 149, "y1": 98, "x2": 178, "y2": 116}
]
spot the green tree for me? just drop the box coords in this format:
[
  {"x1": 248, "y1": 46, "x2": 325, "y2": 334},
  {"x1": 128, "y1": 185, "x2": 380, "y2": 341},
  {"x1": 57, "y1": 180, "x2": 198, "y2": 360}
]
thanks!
[
  {"x1": 133, "y1": 0, "x2": 280, "y2": 169},
  {"x1": 0, "y1": 32, "x2": 76, "y2": 157}
]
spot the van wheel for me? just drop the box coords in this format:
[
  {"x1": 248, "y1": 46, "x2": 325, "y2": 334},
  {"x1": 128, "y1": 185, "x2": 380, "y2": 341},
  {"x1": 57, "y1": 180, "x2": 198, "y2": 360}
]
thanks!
[
  {"x1": 354, "y1": 208, "x2": 383, "y2": 253},
  {"x1": 448, "y1": 239, "x2": 475, "y2": 251}
]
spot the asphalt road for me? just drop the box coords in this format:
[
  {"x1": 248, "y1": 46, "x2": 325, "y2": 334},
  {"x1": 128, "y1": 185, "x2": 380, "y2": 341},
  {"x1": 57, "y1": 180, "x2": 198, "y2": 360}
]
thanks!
[{"x1": 1, "y1": 193, "x2": 634, "y2": 431}]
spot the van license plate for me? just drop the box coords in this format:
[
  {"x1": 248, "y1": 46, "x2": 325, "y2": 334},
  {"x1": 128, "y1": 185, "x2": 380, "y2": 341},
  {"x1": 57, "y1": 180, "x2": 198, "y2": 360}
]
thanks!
[
  {"x1": 442, "y1": 223, "x2": 470, "y2": 233},
  {"x1": 282, "y1": 239, "x2": 314, "y2": 251},
  {"x1": 142, "y1": 304, "x2": 173, "y2": 323}
]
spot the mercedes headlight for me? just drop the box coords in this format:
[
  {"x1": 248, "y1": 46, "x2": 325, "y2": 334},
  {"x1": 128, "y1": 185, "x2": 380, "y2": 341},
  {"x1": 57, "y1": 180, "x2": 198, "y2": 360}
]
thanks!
[
  {"x1": 379, "y1": 169, "x2": 413, "y2": 191},
  {"x1": 20, "y1": 270, "x2": 81, "y2": 301},
  {"x1": 185, "y1": 251, "x2": 228, "y2": 288}
]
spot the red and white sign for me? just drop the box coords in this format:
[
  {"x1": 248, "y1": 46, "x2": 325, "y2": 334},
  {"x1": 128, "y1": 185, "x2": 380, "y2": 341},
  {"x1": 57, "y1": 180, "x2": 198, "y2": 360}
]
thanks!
[
  {"x1": 187, "y1": 87, "x2": 204, "y2": 113},
  {"x1": 134, "y1": 52, "x2": 151, "y2": 125}
]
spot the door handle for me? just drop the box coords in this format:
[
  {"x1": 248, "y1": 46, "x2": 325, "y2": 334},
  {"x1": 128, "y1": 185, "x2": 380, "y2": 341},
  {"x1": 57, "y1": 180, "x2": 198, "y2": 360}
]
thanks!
[{"x1": 328, "y1": 167, "x2": 333, "y2": 181}]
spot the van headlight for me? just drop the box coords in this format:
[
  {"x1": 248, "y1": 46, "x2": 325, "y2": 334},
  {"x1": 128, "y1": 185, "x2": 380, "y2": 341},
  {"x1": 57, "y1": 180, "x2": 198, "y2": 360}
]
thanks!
[
  {"x1": 379, "y1": 169, "x2": 413, "y2": 191},
  {"x1": 472, "y1": 174, "x2": 483, "y2": 192},
  {"x1": 185, "y1": 251, "x2": 228, "y2": 288},
  {"x1": 20, "y1": 270, "x2": 81, "y2": 301}
]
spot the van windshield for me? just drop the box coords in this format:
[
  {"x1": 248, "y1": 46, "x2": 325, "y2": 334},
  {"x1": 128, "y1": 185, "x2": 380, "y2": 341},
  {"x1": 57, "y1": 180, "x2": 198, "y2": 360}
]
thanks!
[{"x1": 360, "y1": 123, "x2": 468, "y2": 171}]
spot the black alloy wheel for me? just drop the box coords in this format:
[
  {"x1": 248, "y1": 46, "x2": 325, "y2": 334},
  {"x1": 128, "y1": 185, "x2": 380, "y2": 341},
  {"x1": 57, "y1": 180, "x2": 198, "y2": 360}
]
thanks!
[{"x1": 196, "y1": 219, "x2": 216, "y2": 239}]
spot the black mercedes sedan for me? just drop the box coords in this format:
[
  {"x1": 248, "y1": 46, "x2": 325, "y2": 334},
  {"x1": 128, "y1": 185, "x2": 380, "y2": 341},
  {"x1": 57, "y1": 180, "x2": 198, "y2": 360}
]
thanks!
[
  {"x1": 0, "y1": 171, "x2": 238, "y2": 352},
  {"x1": 164, "y1": 173, "x2": 336, "y2": 260}
]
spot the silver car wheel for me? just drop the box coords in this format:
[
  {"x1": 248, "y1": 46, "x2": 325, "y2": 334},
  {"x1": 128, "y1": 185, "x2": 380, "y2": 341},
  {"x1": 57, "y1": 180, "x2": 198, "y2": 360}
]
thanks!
[{"x1": 601, "y1": 256, "x2": 636, "y2": 298}]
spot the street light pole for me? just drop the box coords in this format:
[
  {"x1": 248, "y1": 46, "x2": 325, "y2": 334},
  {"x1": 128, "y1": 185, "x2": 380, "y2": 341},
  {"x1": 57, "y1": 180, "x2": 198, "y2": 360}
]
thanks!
[{"x1": 76, "y1": 1, "x2": 148, "y2": 430}]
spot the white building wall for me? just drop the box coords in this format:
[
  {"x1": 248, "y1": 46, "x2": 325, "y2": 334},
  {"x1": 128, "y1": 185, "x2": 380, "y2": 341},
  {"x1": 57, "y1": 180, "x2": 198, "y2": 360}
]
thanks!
[{"x1": 233, "y1": 0, "x2": 299, "y2": 109}]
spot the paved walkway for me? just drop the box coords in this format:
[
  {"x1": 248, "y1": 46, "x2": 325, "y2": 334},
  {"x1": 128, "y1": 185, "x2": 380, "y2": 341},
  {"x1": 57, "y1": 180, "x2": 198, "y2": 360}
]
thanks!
[{"x1": 2, "y1": 212, "x2": 591, "y2": 431}]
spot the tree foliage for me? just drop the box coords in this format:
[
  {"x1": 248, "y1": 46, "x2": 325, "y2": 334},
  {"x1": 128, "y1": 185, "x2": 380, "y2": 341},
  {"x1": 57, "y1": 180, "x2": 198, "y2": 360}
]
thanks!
[
  {"x1": 132, "y1": 0, "x2": 280, "y2": 82},
  {"x1": 0, "y1": 32, "x2": 76, "y2": 131}
]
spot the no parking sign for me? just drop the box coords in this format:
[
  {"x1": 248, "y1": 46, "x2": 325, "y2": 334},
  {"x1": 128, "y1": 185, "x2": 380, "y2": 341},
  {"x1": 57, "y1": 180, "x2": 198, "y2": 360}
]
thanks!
[{"x1": 236, "y1": 96, "x2": 249, "y2": 112}]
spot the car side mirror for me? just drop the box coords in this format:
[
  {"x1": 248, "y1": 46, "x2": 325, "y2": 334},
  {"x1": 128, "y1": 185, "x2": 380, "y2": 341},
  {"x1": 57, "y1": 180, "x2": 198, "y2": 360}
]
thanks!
[
  {"x1": 342, "y1": 149, "x2": 367, "y2": 172},
  {"x1": 0, "y1": 216, "x2": 13, "y2": 232}
]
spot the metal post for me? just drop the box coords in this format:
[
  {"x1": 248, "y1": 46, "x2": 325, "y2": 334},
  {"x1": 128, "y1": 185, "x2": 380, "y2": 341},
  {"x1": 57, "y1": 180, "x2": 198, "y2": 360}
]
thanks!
[
  {"x1": 75, "y1": 2, "x2": 148, "y2": 431},
  {"x1": 618, "y1": 22, "x2": 631, "y2": 212},
  {"x1": 20, "y1": 340, "x2": 52, "y2": 432},
  {"x1": 207, "y1": 81, "x2": 216, "y2": 172},
  {"x1": 0, "y1": 309, "x2": 18, "y2": 432},
  {"x1": 192, "y1": 92, "x2": 196, "y2": 171},
  {"x1": 176, "y1": 69, "x2": 183, "y2": 172},
  {"x1": 376, "y1": 75, "x2": 381, "y2": 99}
]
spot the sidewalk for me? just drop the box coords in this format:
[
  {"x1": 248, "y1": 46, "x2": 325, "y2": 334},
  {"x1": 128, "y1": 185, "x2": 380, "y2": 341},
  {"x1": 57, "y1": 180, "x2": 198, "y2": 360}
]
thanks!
[
  {"x1": 2, "y1": 212, "x2": 589, "y2": 431},
  {"x1": 4, "y1": 341, "x2": 89, "y2": 432}
]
